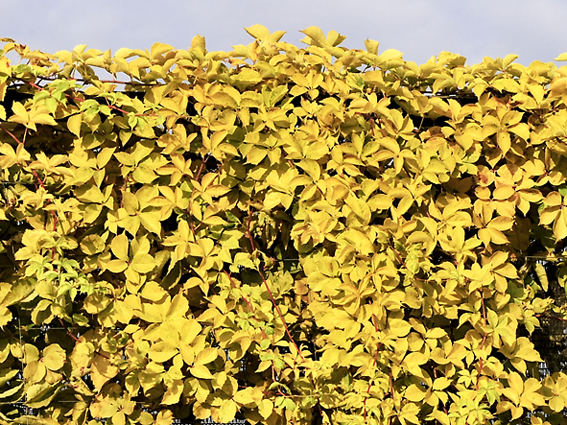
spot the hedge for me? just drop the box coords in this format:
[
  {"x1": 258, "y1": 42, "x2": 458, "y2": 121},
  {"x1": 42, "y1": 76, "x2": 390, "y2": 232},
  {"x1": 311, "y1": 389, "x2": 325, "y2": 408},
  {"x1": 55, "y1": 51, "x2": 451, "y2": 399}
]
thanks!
[{"x1": 0, "y1": 25, "x2": 567, "y2": 425}]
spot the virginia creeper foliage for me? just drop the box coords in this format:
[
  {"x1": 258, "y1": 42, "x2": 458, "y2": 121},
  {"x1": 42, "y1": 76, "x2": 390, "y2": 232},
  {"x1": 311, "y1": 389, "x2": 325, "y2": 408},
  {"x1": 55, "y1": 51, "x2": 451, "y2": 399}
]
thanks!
[{"x1": 1, "y1": 25, "x2": 567, "y2": 425}]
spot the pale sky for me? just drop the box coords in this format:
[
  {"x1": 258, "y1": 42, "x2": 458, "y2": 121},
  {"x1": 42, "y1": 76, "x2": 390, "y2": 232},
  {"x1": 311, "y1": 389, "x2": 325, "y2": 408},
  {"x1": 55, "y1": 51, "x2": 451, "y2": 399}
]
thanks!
[{"x1": 2, "y1": 0, "x2": 567, "y2": 66}]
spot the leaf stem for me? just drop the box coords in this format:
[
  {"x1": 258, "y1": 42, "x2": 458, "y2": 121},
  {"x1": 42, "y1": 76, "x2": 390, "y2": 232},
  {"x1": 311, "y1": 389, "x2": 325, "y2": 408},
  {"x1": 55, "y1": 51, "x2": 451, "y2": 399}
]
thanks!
[
  {"x1": 246, "y1": 209, "x2": 305, "y2": 362},
  {"x1": 0, "y1": 123, "x2": 23, "y2": 145}
]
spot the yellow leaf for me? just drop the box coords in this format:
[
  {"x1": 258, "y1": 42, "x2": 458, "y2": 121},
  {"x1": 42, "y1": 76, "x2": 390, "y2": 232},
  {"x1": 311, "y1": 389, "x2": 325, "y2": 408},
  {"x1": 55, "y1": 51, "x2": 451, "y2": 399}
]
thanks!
[
  {"x1": 235, "y1": 69, "x2": 262, "y2": 86},
  {"x1": 432, "y1": 377, "x2": 451, "y2": 390},
  {"x1": 42, "y1": 344, "x2": 66, "y2": 371},
  {"x1": 212, "y1": 399, "x2": 237, "y2": 424},
  {"x1": 0, "y1": 306, "x2": 12, "y2": 328},
  {"x1": 9, "y1": 102, "x2": 29, "y2": 125},
  {"x1": 212, "y1": 128, "x2": 229, "y2": 148},
  {"x1": 497, "y1": 131, "x2": 511, "y2": 154},
  {"x1": 80, "y1": 234, "x2": 106, "y2": 255},
  {"x1": 540, "y1": 207, "x2": 560, "y2": 225},
  {"x1": 534, "y1": 263, "x2": 548, "y2": 291},
  {"x1": 233, "y1": 388, "x2": 255, "y2": 406},
  {"x1": 549, "y1": 395, "x2": 565, "y2": 412},
  {"x1": 31, "y1": 113, "x2": 57, "y2": 127},
  {"x1": 258, "y1": 399, "x2": 273, "y2": 419},
  {"x1": 90, "y1": 356, "x2": 119, "y2": 391},
  {"x1": 520, "y1": 378, "x2": 545, "y2": 409},
  {"x1": 205, "y1": 184, "x2": 231, "y2": 198},
  {"x1": 492, "y1": 186, "x2": 515, "y2": 201},
  {"x1": 139, "y1": 211, "x2": 162, "y2": 235},
  {"x1": 364, "y1": 39, "x2": 379, "y2": 55},
  {"x1": 140, "y1": 281, "x2": 167, "y2": 302},
  {"x1": 150, "y1": 42, "x2": 173, "y2": 60},
  {"x1": 300, "y1": 26, "x2": 327, "y2": 46},
  {"x1": 180, "y1": 344, "x2": 195, "y2": 365},
  {"x1": 67, "y1": 114, "x2": 82, "y2": 137},
  {"x1": 106, "y1": 259, "x2": 128, "y2": 273},
  {"x1": 181, "y1": 320, "x2": 202, "y2": 345},
  {"x1": 162, "y1": 379, "x2": 183, "y2": 405},
  {"x1": 486, "y1": 227, "x2": 509, "y2": 245},
  {"x1": 155, "y1": 410, "x2": 173, "y2": 425},
  {"x1": 380, "y1": 49, "x2": 403, "y2": 62},
  {"x1": 551, "y1": 77, "x2": 567, "y2": 97},
  {"x1": 112, "y1": 412, "x2": 126, "y2": 425},
  {"x1": 111, "y1": 233, "x2": 129, "y2": 260},
  {"x1": 403, "y1": 352, "x2": 428, "y2": 369},
  {"x1": 305, "y1": 141, "x2": 329, "y2": 160},
  {"x1": 148, "y1": 341, "x2": 178, "y2": 363},
  {"x1": 191, "y1": 34, "x2": 206, "y2": 50},
  {"x1": 404, "y1": 384, "x2": 426, "y2": 402},
  {"x1": 195, "y1": 347, "x2": 218, "y2": 366},
  {"x1": 190, "y1": 365, "x2": 213, "y2": 379},
  {"x1": 514, "y1": 338, "x2": 542, "y2": 363},
  {"x1": 554, "y1": 209, "x2": 567, "y2": 241},
  {"x1": 131, "y1": 253, "x2": 156, "y2": 274},
  {"x1": 244, "y1": 24, "x2": 272, "y2": 40}
]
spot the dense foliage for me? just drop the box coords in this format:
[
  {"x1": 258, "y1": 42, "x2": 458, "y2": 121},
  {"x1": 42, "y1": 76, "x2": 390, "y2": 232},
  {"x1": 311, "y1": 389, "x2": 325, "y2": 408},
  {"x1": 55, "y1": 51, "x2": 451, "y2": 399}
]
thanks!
[{"x1": 1, "y1": 25, "x2": 567, "y2": 425}]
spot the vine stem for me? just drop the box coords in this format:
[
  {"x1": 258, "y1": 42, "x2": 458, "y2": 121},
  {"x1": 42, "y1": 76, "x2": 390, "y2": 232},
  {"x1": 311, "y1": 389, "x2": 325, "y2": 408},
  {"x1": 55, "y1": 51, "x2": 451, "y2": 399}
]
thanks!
[
  {"x1": 388, "y1": 241, "x2": 428, "y2": 282},
  {"x1": 535, "y1": 313, "x2": 567, "y2": 322},
  {"x1": 259, "y1": 265, "x2": 305, "y2": 362},
  {"x1": 37, "y1": 75, "x2": 159, "y2": 86},
  {"x1": 30, "y1": 169, "x2": 58, "y2": 231},
  {"x1": 476, "y1": 291, "x2": 488, "y2": 390},
  {"x1": 363, "y1": 302, "x2": 386, "y2": 420},
  {"x1": 186, "y1": 154, "x2": 210, "y2": 240},
  {"x1": 223, "y1": 270, "x2": 254, "y2": 315},
  {"x1": 26, "y1": 79, "x2": 171, "y2": 119},
  {"x1": 30, "y1": 168, "x2": 59, "y2": 262},
  {"x1": 58, "y1": 317, "x2": 109, "y2": 360},
  {"x1": 246, "y1": 209, "x2": 305, "y2": 363}
]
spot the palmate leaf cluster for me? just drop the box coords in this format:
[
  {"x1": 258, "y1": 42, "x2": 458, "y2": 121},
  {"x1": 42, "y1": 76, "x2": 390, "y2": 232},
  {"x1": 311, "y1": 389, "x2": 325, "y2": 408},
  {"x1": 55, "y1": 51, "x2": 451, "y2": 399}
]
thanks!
[{"x1": 1, "y1": 25, "x2": 567, "y2": 424}]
